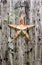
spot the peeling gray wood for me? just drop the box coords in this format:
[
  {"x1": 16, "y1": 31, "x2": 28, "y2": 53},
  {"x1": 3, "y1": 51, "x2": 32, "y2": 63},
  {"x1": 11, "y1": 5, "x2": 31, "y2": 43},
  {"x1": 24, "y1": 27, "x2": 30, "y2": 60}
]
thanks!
[{"x1": 0, "y1": 0, "x2": 42, "y2": 65}]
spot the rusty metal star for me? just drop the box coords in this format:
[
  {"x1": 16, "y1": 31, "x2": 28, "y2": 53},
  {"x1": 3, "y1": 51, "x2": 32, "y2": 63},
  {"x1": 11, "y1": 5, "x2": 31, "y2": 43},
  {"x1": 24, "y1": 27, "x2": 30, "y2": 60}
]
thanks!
[{"x1": 8, "y1": 16, "x2": 35, "y2": 41}]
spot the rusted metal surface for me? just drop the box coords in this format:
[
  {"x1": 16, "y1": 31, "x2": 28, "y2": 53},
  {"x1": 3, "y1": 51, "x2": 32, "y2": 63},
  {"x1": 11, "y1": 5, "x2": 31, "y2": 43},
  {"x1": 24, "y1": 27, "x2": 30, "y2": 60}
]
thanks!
[{"x1": 8, "y1": 16, "x2": 34, "y2": 40}]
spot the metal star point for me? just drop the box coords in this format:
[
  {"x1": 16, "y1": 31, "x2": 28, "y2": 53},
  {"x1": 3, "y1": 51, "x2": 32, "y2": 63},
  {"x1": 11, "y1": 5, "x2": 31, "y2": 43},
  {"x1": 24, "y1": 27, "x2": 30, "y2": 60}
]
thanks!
[{"x1": 8, "y1": 16, "x2": 35, "y2": 41}]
